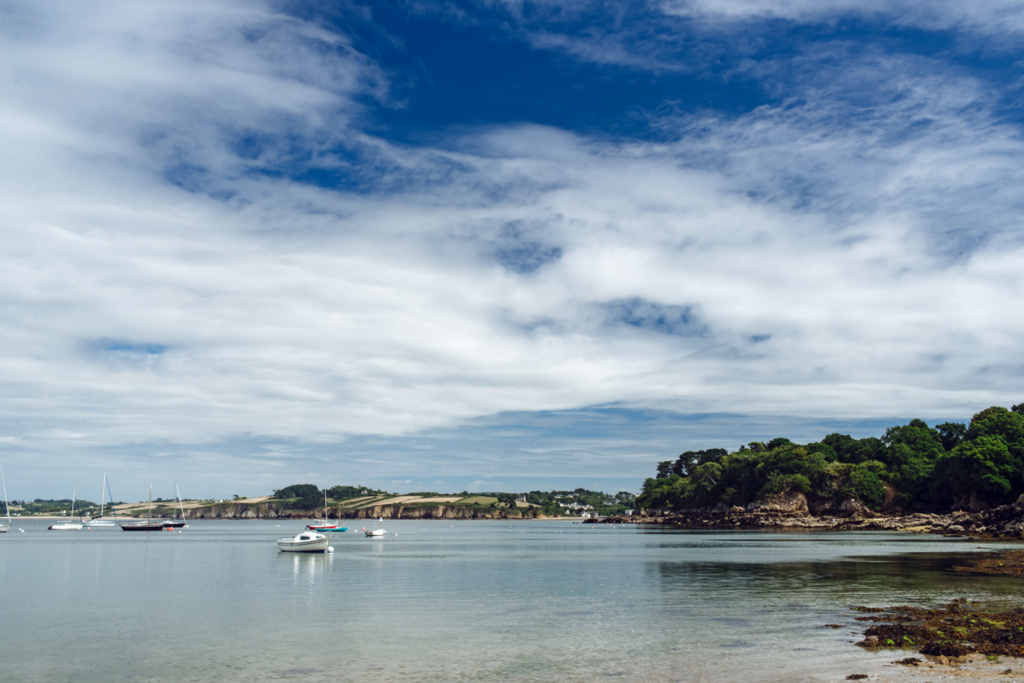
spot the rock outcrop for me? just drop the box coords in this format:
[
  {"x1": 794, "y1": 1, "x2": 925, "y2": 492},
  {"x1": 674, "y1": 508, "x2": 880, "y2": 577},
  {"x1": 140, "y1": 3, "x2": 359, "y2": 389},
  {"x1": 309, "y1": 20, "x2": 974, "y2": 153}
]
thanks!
[{"x1": 607, "y1": 493, "x2": 1024, "y2": 538}]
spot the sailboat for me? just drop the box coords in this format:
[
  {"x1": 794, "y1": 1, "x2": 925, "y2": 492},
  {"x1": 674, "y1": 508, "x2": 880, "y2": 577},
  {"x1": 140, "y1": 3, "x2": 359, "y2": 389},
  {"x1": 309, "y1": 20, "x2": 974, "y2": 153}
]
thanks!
[
  {"x1": 363, "y1": 517, "x2": 385, "y2": 537},
  {"x1": 306, "y1": 490, "x2": 347, "y2": 532},
  {"x1": 0, "y1": 464, "x2": 11, "y2": 534},
  {"x1": 49, "y1": 488, "x2": 84, "y2": 530},
  {"x1": 120, "y1": 484, "x2": 164, "y2": 531},
  {"x1": 83, "y1": 473, "x2": 116, "y2": 528},
  {"x1": 162, "y1": 482, "x2": 188, "y2": 529}
]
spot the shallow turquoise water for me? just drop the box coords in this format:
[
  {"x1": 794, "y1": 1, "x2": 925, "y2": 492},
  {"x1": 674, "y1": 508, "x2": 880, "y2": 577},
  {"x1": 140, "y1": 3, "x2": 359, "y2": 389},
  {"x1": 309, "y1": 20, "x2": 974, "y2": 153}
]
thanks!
[{"x1": 0, "y1": 519, "x2": 1017, "y2": 682}]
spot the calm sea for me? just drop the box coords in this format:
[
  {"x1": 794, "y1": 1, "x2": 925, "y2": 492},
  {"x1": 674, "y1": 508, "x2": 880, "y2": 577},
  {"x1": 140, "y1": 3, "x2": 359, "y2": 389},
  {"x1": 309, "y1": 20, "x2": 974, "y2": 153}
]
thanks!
[{"x1": 0, "y1": 519, "x2": 1017, "y2": 682}]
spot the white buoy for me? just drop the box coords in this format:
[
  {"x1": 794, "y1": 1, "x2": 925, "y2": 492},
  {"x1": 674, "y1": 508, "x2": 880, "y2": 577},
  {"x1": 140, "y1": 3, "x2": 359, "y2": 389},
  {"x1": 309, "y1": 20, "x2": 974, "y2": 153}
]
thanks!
[{"x1": 327, "y1": 547, "x2": 334, "y2": 553}]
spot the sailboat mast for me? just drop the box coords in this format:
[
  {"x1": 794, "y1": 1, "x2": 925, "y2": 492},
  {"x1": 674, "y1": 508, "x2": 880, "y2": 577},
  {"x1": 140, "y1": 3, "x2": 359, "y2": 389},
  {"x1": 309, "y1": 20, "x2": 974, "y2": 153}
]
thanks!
[
  {"x1": 107, "y1": 476, "x2": 118, "y2": 521},
  {"x1": 175, "y1": 481, "x2": 185, "y2": 520},
  {"x1": 147, "y1": 484, "x2": 152, "y2": 524},
  {"x1": 1, "y1": 464, "x2": 10, "y2": 525},
  {"x1": 71, "y1": 487, "x2": 76, "y2": 520},
  {"x1": 99, "y1": 472, "x2": 107, "y2": 519}
]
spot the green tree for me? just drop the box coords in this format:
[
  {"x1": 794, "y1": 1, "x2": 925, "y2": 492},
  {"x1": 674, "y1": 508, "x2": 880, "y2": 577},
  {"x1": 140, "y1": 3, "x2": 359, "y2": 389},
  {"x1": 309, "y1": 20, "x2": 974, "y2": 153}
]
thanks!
[
  {"x1": 936, "y1": 422, "x2": 966, "y2": 451},
  {"x1": 273, "y1": 484, "x2": 320, "y2": 499},
  {"x1": 932, "y1": 436, "x2": 1021, "y2": 507}
]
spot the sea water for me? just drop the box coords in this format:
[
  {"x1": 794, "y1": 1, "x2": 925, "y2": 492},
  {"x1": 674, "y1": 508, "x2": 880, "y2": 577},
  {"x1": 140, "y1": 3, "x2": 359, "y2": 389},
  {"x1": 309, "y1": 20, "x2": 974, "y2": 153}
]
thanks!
[{"x1": 0, "y1": 519, "x2": 1018, "y2": 683}]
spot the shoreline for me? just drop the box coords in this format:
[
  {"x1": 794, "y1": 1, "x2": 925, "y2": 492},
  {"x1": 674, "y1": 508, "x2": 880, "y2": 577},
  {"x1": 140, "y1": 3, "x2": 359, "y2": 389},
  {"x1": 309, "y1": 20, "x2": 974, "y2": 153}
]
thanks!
[
  {"x1": 607, "y1": 492, "x2": 1024, "y2": 540},
  {"x1": 865, "y1": 653, "x2": 1024, "y2": 682}
]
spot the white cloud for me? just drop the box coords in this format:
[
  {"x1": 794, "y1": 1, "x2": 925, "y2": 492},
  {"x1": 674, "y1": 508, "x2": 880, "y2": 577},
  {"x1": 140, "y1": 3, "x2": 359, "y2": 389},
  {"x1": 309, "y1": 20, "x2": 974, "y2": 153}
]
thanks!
[
  {"x1": 1, "y1": 1, "x2": 1023, "y2": 496},
  {"x1": 658, "y1": 0, "x2": 1024, "y2": 35},
  {"x1": 486, "y1": 0, "x2": 1024, "y2": 35},
  {"x1": 469, "y1": 0, "x2": 1024, "y2": 72}
]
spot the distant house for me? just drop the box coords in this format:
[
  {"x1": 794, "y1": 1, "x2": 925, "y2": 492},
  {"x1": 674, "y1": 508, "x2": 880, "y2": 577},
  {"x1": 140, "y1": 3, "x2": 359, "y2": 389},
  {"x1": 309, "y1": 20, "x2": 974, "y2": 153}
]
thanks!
[{"x1": 516, "y1": 494, "x2": 527, "y2": 503}]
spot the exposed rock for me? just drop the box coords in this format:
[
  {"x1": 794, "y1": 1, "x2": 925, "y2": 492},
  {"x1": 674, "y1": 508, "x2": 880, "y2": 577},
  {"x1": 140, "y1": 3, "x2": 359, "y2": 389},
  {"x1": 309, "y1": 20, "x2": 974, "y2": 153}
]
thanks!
[
  {"x1": 834, "y1": 496, "x2": 880, "y2": 519},
  {"x1": 747, "y1": 491, "x2": 809, "y2": 514},
  {"x1": 614, "y1": 494, "x2": 1024, "y2": 537}
]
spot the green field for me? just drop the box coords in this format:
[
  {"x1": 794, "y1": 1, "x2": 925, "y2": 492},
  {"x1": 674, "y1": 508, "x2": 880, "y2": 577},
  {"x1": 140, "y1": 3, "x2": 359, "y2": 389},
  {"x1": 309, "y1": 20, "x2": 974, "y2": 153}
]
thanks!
[{"x1": 454, "y1": 496, "x2": 498, "y2": 505}]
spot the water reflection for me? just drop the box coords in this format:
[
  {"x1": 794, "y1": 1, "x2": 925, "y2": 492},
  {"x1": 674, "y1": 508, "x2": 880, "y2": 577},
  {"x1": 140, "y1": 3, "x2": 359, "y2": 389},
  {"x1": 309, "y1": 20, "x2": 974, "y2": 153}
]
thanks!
[
  {"x1": 1, "y1": 522, "x2": 1017, "y2": 683},
  {"x1": 289, "y1": 550, "x2": 332, "y2": 588},
  {"x1": 653, "y1": 551, "x2": 1020, "y2": 607}
]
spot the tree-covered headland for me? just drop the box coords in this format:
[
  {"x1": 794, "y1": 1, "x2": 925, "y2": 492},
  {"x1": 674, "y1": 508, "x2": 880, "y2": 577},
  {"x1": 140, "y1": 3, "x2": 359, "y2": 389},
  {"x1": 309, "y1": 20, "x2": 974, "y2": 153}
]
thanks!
[{"x1": 637, "y1": 404, "x2": 1024, "y2": 514}]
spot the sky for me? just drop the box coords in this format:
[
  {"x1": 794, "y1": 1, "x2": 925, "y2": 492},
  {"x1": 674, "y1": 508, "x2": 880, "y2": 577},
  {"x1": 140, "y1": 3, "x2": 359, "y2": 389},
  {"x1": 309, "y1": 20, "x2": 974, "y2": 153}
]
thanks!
[{"x1": 1, "y1": 0, "x2": 1023, "y2": 501}]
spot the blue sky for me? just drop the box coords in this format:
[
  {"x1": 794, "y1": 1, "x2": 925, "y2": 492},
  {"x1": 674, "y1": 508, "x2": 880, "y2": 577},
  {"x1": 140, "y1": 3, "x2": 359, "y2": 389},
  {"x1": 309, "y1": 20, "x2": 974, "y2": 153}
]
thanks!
[{"x1": 1, "y1": 0, "x2": 1023, "y2": 500}]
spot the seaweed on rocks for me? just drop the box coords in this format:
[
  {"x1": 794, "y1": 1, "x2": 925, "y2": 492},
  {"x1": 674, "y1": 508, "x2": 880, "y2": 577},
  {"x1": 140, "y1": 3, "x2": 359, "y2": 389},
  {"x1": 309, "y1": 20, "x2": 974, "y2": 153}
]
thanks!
[
  {"x1": 954, "y1": 550, "x2": 1024, "y2": 578},
  {"x1": 893, "y1": 657, "x2": 922, "y2": 666},
  {"x1": 853, "y1": 599, "x2": 1024, "y2": 657}
]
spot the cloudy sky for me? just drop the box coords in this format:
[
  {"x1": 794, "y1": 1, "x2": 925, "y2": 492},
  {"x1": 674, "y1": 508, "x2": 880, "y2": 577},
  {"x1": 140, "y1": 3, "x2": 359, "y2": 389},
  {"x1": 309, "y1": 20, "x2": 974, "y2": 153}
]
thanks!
[{"x1": 2, "y1": 0, "x2": 1022, "y2": 500}]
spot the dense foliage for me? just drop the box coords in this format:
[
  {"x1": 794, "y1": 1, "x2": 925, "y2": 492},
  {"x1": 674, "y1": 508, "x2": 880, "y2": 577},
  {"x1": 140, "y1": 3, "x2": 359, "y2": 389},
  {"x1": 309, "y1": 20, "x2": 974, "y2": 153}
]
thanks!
[
  {"x1": 273, "y1": 484, "x2": 320, "y2": 499},
  {"x1": 638, "y1": 405, "x2": 1024, "y2": 513},
  {"x1": 273, "y1": 483, "x2": 389, "y2": 510},
  {"x1": 18, "y1": 498, "x2": 99, "y2": 514}
]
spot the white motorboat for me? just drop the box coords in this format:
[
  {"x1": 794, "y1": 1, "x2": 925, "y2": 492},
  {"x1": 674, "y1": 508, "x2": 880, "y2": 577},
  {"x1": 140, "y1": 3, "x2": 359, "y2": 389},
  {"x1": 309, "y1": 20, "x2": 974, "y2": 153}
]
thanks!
[
  {"x1": 277, "y1": 530, "x2": 332, "y2": 553},
  {"x1": 49, "y1": 488, "x2": 84, "y2": 530}
]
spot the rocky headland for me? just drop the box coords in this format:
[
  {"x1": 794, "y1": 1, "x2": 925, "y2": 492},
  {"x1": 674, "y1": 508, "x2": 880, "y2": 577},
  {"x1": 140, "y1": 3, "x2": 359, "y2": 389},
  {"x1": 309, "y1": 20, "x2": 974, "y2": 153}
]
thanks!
[{"x1": 607, "y1": 491, "x2": 1024, "y2": 539}]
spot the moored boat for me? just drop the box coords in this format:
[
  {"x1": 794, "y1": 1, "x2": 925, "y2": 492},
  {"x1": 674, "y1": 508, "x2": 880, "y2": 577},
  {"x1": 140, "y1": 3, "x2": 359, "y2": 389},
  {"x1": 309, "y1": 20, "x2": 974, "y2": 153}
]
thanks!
[
  {"x1": 83, "y1": 472, "x2": 117, "y2": 528},
  {"x1": 363, "y1": 517, "x2": 385, "y2": 537},
  {"x1": 121, "y1": 521, "x2": 166, "y2": 531},
  {"x1": 120, "y1": 484, "x2": 164, "y2": 532},
  {"x1": 277, "y1": 531, "x2": 332, "y2": 553},
  {"x1": 306, "y1": 490, "x2": 345, "y2": 531},
  {"x1": 49, "y1": 488, "x2": 84, "y2": 530},
  {"x1": 162, "y1": 481, "x2": 188, "y2": 529}
]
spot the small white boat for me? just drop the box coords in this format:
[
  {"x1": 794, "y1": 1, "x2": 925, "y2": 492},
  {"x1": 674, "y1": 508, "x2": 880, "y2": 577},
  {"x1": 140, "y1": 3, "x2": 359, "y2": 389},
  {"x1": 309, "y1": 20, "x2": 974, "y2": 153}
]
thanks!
[
  {"x1": 277, "y1": 531, "x2": 331, "y2": 553},
  {"x1": 49, "y1": 488, "x2": 84, "y2": 530},
  {"x1": 82, "y1": 472, "x2": 117, "y2": 527},
  {"x1": 363, "y1": 517, "x2": 386, "y2": 537}
]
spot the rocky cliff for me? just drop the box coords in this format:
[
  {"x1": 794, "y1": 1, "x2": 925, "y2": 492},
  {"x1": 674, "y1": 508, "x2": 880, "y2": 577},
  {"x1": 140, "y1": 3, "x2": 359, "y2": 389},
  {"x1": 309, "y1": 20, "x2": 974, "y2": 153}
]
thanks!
[
  {"x1": 338, "y1": 505, "x2": 533, "y2": 520},
  {"x1": 143, "y1": 502, "x2": 537, "y2": 520}
]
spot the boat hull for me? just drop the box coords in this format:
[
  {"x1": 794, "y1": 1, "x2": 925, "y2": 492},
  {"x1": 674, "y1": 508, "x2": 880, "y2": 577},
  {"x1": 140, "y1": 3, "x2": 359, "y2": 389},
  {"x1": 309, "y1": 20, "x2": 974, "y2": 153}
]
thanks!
[
  {"x1": 49, "y1": 523, "x2": 83, "y2": 530},
  {"x1": 163, "y1": 520, "x2": 188, "y2": 528},
  {"x1": 120, "y1": 523, "x2": 166, "y2": 531},
  {"x1": 277, "y1": 532, "x2": 331, "y2": 553},
  {"x1": 306, "y1": 524, "x2": 348, "y2": 532}
]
